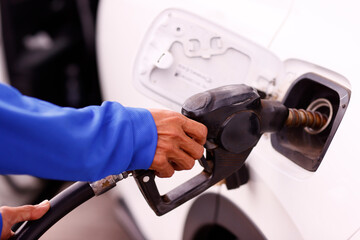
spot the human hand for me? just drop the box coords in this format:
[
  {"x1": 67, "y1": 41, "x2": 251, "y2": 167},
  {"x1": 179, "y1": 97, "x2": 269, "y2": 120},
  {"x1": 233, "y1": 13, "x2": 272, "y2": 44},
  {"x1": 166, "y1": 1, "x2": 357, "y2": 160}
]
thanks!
[
  {"x1": 149, "y1": 109, "x2": 208, "y2": 178},
  {"x1": 0, "y1": 200, "x2": 50, "y2": 240}
]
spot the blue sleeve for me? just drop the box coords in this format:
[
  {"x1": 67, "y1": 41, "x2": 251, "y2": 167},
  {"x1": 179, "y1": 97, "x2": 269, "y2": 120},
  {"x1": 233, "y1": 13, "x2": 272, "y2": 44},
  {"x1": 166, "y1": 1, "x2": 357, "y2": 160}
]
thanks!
[
  {"x1": 0, "y1": 83, "x2": 157, "y2": 182},
  {"x1": 0, "y1": 212, "x2": 2, "y2": 239}
]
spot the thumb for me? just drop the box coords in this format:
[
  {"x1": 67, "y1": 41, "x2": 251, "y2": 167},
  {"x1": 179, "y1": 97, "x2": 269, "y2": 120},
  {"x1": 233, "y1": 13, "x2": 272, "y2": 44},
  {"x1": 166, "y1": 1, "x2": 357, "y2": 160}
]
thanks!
[
  {"x1": 12, "y1": 200, "x2": 51, "y2": 223},
  {"x1": 31, "y1": 200, "x2": 51, "y2": 220},
  {"x1": 0, "y1": 201, "x2": 50, "y2": 240}
]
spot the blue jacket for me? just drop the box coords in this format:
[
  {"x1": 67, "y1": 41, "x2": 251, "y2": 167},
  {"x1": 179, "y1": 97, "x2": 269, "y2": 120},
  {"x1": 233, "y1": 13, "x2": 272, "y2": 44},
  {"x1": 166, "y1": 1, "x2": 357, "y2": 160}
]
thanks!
[{"x1": 0, "y1": 83, "x2": 158, "y2": 236}]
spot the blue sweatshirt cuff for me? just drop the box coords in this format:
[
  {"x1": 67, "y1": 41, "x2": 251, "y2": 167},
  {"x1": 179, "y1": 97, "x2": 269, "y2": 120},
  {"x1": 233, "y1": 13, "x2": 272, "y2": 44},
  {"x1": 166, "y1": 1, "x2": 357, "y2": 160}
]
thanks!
[
  {"x1": 124, "y1": 107, "x2": 158, "y2": 171},
  {"x1": 0, "y1": 212, "x2": 3, "y2": 239}
]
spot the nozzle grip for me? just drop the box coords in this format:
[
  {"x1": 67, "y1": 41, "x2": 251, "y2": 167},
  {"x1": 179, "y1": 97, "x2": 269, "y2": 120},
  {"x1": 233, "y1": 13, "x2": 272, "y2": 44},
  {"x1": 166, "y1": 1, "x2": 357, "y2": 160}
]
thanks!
[
  {"x1": 133, "y1": 168, "x2": 211, "y2": 216},
  {"x1": 133, "y1": 148, "x2": 252, "y2": 216}
]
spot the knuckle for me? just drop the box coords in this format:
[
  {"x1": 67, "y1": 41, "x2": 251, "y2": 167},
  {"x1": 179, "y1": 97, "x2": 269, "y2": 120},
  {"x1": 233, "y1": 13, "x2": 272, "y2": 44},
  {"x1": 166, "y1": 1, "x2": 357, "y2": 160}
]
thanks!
[
  {"x1": 201, "y1": 125, "x2": 208, "y2": 137},
  {"x1": 169, "y1": 113, "x2": 184, "y2": 124},
  {"x1": 194, "y1": 146, "x2": 204, "y2": 159},
  {"x1": 1, "y1": 206, "x2": 11, "y2": 216},
  {"x1": 160, "y1": 141, "x2": 170, "y2": 150},
  {"x1": 175, "y1": 113, "x2": 185, "y2": 121},
  {"x1": 199, "y1": 126, "x2": 208, "y2": 142},
  {"x1": 159, "y1": 141, "x2": 174, "y2": 153},
  {"x1": 185, "y1": 159, "x2": 195, "y2": 170},
  {"x1": 168, "y1": 169, "x2": 175, "y2": 177},
  {"x1": 151, "y1": 154, "x2": 165, "y2": 169},
  {"x1": 166, "y1": 143, "x2": 177, "y2": 153},
  {"x1": 169, "y1": 131, "x2": 182, "y2": 141},
  {"x1": 23, "y1": 205, "x2": 35, "y2": 211},
  {"x1": 151, "y1": 156, "x2": 175, "y2": 178},
  {"x1": 162, "y1": 169, "x2": 174, "y2": 178},
  {"x1": 195, "y1": 151, "x2": 203, "y2": 160}
]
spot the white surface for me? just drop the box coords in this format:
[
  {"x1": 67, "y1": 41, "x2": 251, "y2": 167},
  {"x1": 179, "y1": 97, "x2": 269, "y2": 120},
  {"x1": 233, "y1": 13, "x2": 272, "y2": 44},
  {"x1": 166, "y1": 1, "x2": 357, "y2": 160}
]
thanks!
[
  {"x1": 132, "y1": 8, "x2": 282, "y2": 110},
  {"x1": 96, "y1": 0, "x2": 360, "y2": 239},
  {"x1": 96, "y1": 0, "x2": 292, "y2": 108}
]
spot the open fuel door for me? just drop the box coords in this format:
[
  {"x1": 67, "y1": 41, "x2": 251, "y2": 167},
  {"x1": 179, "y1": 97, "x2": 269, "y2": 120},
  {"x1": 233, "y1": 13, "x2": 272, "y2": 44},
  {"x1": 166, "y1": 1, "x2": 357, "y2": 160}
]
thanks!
[
  {"x1": 271, "y1": 59, "x2": 350, "y2": 171},
  {"x1": 133, "y1": 8, "x2": 283, "y2": 111}
]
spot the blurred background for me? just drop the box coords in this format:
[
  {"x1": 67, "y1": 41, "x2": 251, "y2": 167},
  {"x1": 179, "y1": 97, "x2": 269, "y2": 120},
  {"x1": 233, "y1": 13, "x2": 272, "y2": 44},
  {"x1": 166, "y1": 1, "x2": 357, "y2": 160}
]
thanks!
[{"x1": 0, "y1": 0, "x2": 131, "y2": 239}]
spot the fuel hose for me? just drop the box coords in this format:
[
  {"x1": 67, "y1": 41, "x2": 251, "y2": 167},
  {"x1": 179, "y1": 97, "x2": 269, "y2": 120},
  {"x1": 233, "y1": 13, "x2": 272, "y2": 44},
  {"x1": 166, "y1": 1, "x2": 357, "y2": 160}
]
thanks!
[
  {"x1": 10, "y1": 182, "x2": 94, "y2": 240},
  {"x1": 11, "y1": 173, "x2": 128, "y2": 240}
]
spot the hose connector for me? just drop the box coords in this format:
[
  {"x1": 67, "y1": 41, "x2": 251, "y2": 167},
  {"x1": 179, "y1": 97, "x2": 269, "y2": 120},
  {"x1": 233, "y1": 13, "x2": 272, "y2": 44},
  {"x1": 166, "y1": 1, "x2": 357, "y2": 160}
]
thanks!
[{"x1": 90, "y1": 172, "x2": 129, "y2": 196}]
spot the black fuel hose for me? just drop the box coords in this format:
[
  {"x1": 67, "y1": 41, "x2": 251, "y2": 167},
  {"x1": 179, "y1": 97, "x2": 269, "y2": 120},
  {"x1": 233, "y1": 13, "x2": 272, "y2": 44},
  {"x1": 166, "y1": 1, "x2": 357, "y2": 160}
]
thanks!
[{"x1": 11, "y1": 181, "x2": 95, "y2": 240}]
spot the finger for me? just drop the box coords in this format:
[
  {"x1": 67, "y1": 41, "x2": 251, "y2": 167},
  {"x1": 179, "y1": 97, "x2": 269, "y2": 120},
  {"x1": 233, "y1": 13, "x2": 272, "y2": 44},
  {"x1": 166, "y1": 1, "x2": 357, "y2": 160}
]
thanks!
[
  {"x1": 170, "y1": 161, "x2": 182, "y2": 171},
  {"x1": 11, "y1": 200, "x2": 50, "y2": 223},
  {"x1": 178, "y1": 136, "x2": 205, "y2": 160},
  {"x1": 31, "y1": 200, "x2": 51, "y2": 219},
  {"x1": 156, "y1": 165, "x2": 175, "y2": 178},
  {"x1": 181, "y1": 117, "x2": 207, "y2": 145},
  {"x1": 168, "y1": 149, "x2": 196, "y2": 170},
  {"x1": 150, "y1": 155, "x2": 175, "y2": 178}
]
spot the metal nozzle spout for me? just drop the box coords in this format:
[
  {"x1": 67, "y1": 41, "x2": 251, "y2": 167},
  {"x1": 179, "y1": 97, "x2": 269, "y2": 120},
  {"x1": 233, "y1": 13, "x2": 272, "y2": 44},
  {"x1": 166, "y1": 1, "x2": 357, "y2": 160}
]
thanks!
[
  {"x1": 285, "y1": 108, "x2": 328, "y2": 129},
  {"x1": 285, "y1": 98, "x2": 333, "y2": 135}
]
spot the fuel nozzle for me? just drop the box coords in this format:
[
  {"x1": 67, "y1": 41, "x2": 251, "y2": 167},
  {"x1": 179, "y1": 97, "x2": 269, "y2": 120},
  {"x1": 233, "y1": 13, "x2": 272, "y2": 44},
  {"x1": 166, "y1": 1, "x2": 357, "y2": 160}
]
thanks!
[{"x1": 133, "y1": 84, "x2": 332, "y2": 216}]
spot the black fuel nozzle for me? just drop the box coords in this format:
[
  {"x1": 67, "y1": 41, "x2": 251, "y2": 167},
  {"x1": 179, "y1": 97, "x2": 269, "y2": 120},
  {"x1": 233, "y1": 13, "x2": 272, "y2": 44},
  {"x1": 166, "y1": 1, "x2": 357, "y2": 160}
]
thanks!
[
  {"x1": 182, "y1": 84, "x2": 262, "y2": 154},
  {"x1": 134, "y1": 84, "x2": 326, "y2": 216},
  {"x1": 181, "y1": 84, "x2": 289, "y2": 154}
]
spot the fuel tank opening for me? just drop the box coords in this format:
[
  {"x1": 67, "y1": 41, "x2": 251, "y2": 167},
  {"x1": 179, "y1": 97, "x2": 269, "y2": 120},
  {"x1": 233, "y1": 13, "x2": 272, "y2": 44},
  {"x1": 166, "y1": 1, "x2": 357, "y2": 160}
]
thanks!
[
  {"x1": 304, "y1": 98, "x2": 333, "y2": 134},
  {"x1": 271, "y1": 73, "x2": 350, "y2": 171},
  {"x1": 284, "y1": 98, "x2": 332, "y2": 135}
]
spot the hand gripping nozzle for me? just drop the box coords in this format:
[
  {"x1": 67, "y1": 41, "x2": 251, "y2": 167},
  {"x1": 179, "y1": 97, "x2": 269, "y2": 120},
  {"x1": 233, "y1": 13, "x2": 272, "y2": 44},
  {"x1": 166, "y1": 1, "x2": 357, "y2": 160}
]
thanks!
[{"x1": 133, "y1": 84, "x2": 326, "y2": 216}]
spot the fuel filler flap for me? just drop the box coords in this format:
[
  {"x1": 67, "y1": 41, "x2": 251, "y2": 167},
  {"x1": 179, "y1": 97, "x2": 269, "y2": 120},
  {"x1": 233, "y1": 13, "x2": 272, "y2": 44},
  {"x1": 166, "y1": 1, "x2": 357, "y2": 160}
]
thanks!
[{"x1": 132, "y1": 8, "x2": 283, "y2": 110}]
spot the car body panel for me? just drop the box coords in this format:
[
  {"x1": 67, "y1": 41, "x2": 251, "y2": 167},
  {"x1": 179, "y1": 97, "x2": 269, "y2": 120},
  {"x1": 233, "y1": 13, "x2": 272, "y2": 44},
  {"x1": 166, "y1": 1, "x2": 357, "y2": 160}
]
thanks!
[{"x1": 96, "y1": 0, "x2": 360, "y2": 239}]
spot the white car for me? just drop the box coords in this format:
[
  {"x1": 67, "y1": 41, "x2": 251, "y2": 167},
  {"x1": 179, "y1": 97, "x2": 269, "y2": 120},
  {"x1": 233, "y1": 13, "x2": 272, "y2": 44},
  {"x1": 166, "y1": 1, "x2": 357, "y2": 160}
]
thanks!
[{"x1": 96, "y1": 0, "x2": 360, "y2": 240}]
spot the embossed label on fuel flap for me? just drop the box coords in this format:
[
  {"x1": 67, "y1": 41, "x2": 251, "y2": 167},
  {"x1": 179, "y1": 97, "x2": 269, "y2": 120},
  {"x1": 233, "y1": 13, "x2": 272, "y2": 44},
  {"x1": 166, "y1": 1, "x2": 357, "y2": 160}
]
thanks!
[{"x1": 174, "y1": 63, "x2": 212, "y2": 89}]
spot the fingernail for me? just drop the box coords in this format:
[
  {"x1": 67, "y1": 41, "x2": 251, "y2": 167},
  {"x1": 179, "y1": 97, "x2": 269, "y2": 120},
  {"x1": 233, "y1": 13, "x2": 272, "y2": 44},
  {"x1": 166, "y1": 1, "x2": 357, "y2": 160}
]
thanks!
[{"x1": 38, "y1": 199, "x2": 49, "y2": 206}]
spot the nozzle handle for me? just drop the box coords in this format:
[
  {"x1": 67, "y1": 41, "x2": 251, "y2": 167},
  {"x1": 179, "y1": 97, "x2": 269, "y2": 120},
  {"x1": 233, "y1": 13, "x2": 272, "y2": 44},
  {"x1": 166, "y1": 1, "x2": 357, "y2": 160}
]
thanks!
[
  {"x1": 133, "y1": 167, "x2": 211, "y2": 216},
  {"x1": 133, "y1": 147, "x2": 252, "y2": 216}
]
